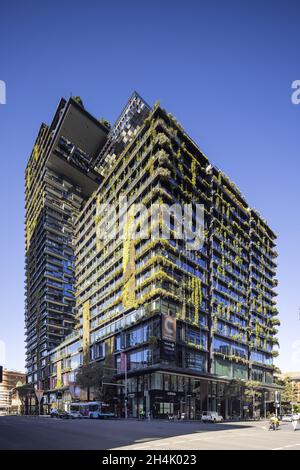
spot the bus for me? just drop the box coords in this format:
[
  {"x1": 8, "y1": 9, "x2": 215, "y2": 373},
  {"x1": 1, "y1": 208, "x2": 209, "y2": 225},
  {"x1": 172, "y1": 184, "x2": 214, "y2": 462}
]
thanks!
[{"x1": 69, "y1": 401, "x2": 115, "y2": 419}]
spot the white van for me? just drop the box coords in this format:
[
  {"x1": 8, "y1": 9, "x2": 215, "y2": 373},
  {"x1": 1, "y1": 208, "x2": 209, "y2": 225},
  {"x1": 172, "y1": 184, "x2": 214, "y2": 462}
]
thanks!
[{"x1": 201, "y1": 411, "x2": 223, "y2": 423}]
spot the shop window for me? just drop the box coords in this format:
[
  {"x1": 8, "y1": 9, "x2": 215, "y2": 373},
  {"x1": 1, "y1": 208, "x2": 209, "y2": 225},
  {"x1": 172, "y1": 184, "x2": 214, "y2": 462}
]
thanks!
[
  {"x1": 152, "y1": 373, "x2": 163, "y2": 390},
  {"x1": 178, "y1": 375, "x2": 184, "y2": 392}
]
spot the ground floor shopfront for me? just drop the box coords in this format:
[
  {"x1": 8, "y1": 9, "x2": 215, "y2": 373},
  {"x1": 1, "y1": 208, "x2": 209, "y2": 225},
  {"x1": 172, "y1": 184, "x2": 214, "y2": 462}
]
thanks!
[
  {"x1": 120, "y1": 370, "x2": 279, "y2": 420},
  {"x1": 26, "y1": 369, "x2": 280, "y2": 419}
]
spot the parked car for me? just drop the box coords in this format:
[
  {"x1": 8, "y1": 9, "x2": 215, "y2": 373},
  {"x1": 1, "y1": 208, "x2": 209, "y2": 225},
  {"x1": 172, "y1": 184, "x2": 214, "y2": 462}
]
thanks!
[
  {"x1": 281, "y1": 414, "x2": 295, "y2": 422},
  {"x1": 65, "y1": 411, "x2": 83, "y2": 419},
  {"x1": 201, "y1": 411, "x2": 223, "y2": 423},
  {"x1": 50, "y1": 408, "x2": 68, "y2": 419}
]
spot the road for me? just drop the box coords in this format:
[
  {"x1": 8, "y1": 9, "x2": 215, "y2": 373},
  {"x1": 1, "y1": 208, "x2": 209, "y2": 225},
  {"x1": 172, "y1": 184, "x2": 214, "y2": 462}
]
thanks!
[{"x1": 0, "y1": 416, "x2": 299, "y2": 450}]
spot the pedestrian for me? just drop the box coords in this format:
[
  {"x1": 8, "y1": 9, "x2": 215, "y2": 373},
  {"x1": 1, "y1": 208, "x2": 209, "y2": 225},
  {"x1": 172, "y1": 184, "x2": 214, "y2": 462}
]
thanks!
[
  {"x1": 292, "y1": 418, "x2": 298, "y2": 432},
  {"x1": 269, "y1": 414, "x2": 279, "y2": 430}
]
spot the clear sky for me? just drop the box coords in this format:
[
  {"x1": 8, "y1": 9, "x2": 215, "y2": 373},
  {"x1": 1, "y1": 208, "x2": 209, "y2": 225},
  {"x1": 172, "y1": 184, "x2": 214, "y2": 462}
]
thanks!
[{"x1": 0, "y1": 0, "x2": 299, "y2": 373}]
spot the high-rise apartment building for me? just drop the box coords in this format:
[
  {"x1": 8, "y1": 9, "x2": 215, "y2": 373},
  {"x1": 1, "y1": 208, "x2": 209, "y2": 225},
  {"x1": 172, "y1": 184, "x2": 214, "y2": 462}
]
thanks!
[
  {"x1": 25, "y1": 97, "x2": 109, "y2": 386},
  {"x1": 26, "y1": 93, "x2": 280, "y2": 418}
]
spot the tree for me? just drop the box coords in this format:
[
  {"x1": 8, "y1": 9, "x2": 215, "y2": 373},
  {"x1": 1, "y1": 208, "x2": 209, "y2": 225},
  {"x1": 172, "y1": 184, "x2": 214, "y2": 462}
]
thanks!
[
  {"x1": 99, "y1": 117, "x2": 111, "y2": 129},
  {"x1": 75, "y1": 355, "x2": 115, "y2": 402},
  {"x1": 15, "y1": 384, "x2": 35, "y2": 415},
  {"x1": 223, "y1": 378, "x2": 243, "y2": 397},
  {"x1": 282, "y1": 378, "x2": 295, "y2": 403},
  {"x1": 277, "y1": 376, "x2": 295, "y2": 407},
  {"x1": 244, "y1": 380, "x2": 262, "y2": 418},
  {"x1": 73, "y1": 96, "x2": 84, "y2": 107}
]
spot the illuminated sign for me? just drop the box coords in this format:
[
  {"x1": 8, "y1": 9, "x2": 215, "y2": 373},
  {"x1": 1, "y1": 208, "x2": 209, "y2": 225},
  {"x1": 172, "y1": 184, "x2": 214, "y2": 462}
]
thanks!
[{"x1": 162, "y1": 315, "x2": 176, "y2": 342}]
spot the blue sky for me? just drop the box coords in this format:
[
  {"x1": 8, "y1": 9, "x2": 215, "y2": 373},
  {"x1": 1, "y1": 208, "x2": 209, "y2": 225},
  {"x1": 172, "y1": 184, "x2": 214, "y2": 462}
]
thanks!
[{"x1": 0, "y1": 0, "x2": 299, "y2": 372}]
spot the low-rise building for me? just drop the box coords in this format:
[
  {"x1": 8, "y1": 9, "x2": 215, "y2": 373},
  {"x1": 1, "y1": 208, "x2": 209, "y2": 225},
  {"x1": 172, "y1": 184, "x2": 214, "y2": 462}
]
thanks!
[{"x1": 0, "y1": 369, "x2": 25, "y2": 414}]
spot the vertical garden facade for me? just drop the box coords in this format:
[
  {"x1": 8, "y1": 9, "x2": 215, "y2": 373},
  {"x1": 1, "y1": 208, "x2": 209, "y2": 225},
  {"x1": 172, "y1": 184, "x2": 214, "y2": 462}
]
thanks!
[
  {"x1": 27, "y1": 93, "x2": 279, "y2": 419},
  {"x1": 40, "y1": 98, "x2": 279, "y2": 419}
]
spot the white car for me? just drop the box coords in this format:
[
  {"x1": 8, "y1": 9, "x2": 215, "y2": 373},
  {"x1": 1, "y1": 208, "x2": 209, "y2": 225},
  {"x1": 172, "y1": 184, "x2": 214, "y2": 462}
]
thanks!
[
  {"x1": 89, "y1": 411, "x2": 115, "y2": 419},
  {"x1": 66, "y1": 411, "x2": 83, "y2": 419},
  {"x1": 201, "y1": 411, "x2": 223, "y2": 423},
  {"x1": 281, "y1": 414, "x2": 300, "y2": 422}
]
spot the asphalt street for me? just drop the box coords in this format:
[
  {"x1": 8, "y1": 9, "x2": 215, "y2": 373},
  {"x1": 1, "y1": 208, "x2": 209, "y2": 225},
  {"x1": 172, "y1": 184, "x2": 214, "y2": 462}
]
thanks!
[{"x1": 0, "y1": 416, "x2": 299, "y2": 450}]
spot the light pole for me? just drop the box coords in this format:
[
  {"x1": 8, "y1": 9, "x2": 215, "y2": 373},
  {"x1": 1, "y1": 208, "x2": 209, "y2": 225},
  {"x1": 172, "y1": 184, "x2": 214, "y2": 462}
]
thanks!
[{"x1": 274, "y1": 390, "x2": 280, "y2": 418}]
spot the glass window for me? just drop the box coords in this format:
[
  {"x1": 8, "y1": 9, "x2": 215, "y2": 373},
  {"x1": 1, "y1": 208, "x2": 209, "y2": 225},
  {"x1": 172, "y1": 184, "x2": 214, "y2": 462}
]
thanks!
[
  {"x1": 94, "y1": 342, "x2": 105, "y2": 359},
  {"x1": 164, "y1": 374, "x2": 170, "y2": 391},
  {"x1": 214, "y1": 358, "x2": 232, "y2": 378},
  {"x1": 128, "y1": 348, "x2": 152, "y2": 371},
  {"x1": 252, "y1": 368, "x2": 263, "y2": 382},
  {"x1": 250, "y1": 351, "x2": 273, "y2": 365},
  {"x1": 125, "y1": 323, "x2": 151, "y2": 348},
  {"x1": 70, "y1": 353, "x2": 82, "y2": 369},
  {"x1": 233, "y1": 363, "x2": 247, "y2": 380},
  {"x1": 232, "y1": 344, "x2": 247, "y2": 359},
  {"x1": 115, "y1": 334, "x2": 121, "y2": 352},
  {"x1": 213, "y1": 337, "x2": 247, "y2": 358},
  {"x1": 185, "y1": 351, "x2": 206, "y2": 372},
  {"x1": 152, "y1": 373, "x2": 163, "y2": 390},
  {"x1": 178, "y1": 375, "x2": 184, "y2": 392},
  {"x1": 213, "y1": 337, "x2": 231, "y2": 356},
  {"x1": 187, "y1": 328, "x2": 207, "y2": 349},
  {"x1": 265, "y1": 372, "x2": 273, "y2": 384}
]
